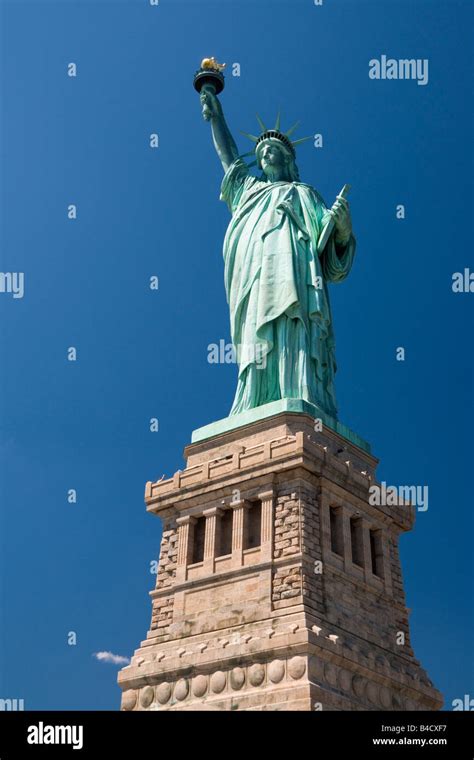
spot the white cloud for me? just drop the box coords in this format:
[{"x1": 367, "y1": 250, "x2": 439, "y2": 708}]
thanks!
[{"x1": 93, "y1": 651, "x2": 130, "y2": 666}]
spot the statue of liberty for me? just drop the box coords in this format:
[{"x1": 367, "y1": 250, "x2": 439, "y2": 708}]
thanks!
[{"x1": 197, "y1": 68, "x2": 355, "y2": 421}]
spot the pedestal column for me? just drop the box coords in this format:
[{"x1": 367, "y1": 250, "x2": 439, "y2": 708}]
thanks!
[{"x1": 176, "y1": 515, "x2": 196, "y2": 582}]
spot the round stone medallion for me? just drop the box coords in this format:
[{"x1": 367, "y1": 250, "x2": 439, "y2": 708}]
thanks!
[
  {"x1": 391, "y1": 692, "x2": 403, "y2": 710},
  {"x1": 192, "y1": 675, "x2": 208, "y2": 698},
  {"x1": 338, "y1": 669, "x2": 352, "y2": 692},
  {"x1": 367, "y1": 681, "x2": 379, "y2": 705},
  {"x1": 311, "y1": 657, "x2": 324, "y2": 681},
  {"x1": 352, "y1": 675, "x2": 366, "y2": 698},
  {"x1": 210, "y1": 670, "x2": 226, "y2": 693},
  {"x1": 230, "y1": 667, "x2": 245, "y2": 690},
  {"x1": 156, "y1": 682, "x2": 172, "y2": 705},
  {"x1": 248, "y1": 664, "x2": 265, "y2": 687},
  {"x1": 324, "y1": 663, "x2": 337, "y2": 687},
  {"x1": 174, "y1": 679, "x2": 189, "y2": 701},
  {"x1": 140, "y1": 686, "x2": 155, "y2": 708},
  {"x1": 121, "y1": 690, "x2": 137, "y2": 711},
  {"x1": 380, "y1": 686, "x2": 391, "y2": 708},
  {"x1": 268, "y1": 659, "x2": 285, "y2": 684},
  {"x1": 288, "y1": 656, "x2": 306, "y2": 680}
]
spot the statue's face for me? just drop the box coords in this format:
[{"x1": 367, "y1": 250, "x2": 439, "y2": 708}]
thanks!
[{"x1": 259, "y1": 141, "x2": 287, "y2": 177}]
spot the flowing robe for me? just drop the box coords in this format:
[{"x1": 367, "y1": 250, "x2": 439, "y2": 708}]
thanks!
[{"x1": 220, "y1": 157, "x2": 355, "y2": 418}]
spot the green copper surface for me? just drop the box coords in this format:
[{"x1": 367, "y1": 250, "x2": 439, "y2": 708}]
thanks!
[
  {"x1": 191, "y1": 398, "x2": 371, "y2": 454},
  {"x1": 198, "y1": 86, "x2": 355, "y2": 422}
]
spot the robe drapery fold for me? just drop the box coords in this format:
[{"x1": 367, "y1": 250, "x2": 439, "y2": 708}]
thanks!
[{"x1": 220, "y1": 157, "x2": 355, "y2": 418}]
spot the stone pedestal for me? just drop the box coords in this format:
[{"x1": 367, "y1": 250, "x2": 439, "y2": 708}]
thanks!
[{"x1": 118, "y1": 409, "x2": 442, "y2": 711}]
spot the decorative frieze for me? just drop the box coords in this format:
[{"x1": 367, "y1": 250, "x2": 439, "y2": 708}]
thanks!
[{"x1": 121, "y1": 654, "x2": 435, "y2": 711}]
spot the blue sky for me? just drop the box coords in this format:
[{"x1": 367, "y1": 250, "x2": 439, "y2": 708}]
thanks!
[{"x1": 0, "y1": 0, "x2": 472, "y2": 710}]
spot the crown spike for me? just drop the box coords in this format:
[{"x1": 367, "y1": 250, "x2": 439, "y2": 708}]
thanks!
[
  {"x1": 274, "y1": 109, "x2": 281, "y2": 131},
  {"x1": 240, "y1": 130, "x2": 259, "y2": 142},
  {"x1": 285, "y1": 120, "x2": 300, "y2": 137},
  {"x1": 291, "y1": 135, "x2": 312, "y2": 146},
  {"x1": 255, "y1": 113, "x2": 267, "y2": 132}
]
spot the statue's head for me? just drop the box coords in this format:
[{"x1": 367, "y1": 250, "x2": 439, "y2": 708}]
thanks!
[
  {"x1": 256, "y1": 138, "x2": 299, "y2": 182},
  {"x1": 241, "y1": 114, "x2": 310, "y2": 183}
]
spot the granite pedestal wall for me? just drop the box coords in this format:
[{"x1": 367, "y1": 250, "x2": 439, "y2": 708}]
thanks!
[{"x1": 118, "y1": 411, "x2": 442, "y2": 711}]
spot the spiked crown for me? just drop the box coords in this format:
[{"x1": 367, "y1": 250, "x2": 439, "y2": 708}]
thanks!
[{"x1": 240, "y1": 112, "x2": 311, "y2": 162}]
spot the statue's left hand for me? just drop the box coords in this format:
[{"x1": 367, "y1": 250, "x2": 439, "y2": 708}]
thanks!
[{"x1": 330, "y1": 195, "x2": 352, "y2": 246}]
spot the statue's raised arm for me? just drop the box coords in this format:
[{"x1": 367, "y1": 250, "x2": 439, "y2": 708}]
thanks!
[
  {"x1": 194, "y1": 58, "x2": 238, "y2": 173},
  {"x1": 200, "y1": 86, "x2": 238, "y2": 173}
]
